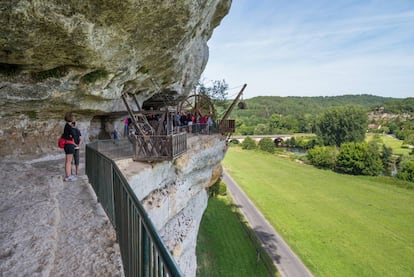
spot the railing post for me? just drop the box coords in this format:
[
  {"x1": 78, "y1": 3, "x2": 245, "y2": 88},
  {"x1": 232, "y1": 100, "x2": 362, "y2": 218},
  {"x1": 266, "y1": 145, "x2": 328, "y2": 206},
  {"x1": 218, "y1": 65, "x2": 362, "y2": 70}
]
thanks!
[{"x1": 142, "y1": 229, "x2": 150, "y2": 276}]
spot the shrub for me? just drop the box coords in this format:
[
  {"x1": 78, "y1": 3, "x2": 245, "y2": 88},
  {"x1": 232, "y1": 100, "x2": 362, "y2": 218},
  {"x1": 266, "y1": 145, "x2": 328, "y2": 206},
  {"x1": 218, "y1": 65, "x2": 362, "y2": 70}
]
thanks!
[
  {"x1": 31, "y1": 66, "x2": 69, "y2": 81},
  {"x1": 258, "y1": 137, "x2": 275, "y2": 153},
  {"x1": 307, "y1": 146, "x2": 337, "y2": 169},
  {"x1": 397, "y1": 158, "x2": 414, "y2": 182},
  {"x1": 241, "y1": 136, "x2": 257, "y2": 150},
  {"x1": 208, "y1": 180, "x2": 227, "y2": 197},
  {"x1": 284, "y1": 137, "x2": 296, "y2": 147},
  {"x1": 295, "y1": 136, "x2": 321, "y2": 149},
  {"x1": 218, "y1": 181, "x2": 227, "y2": 196},
  {"x1": 336, "y1": 142, "x2": 382, "y2": 176}
]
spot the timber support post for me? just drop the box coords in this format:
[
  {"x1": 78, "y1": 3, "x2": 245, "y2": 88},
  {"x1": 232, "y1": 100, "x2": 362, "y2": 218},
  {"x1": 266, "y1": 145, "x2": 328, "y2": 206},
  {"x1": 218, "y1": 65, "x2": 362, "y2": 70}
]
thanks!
[{"x1": 219, "y1": 83, "x2": 247, "y2": 137}]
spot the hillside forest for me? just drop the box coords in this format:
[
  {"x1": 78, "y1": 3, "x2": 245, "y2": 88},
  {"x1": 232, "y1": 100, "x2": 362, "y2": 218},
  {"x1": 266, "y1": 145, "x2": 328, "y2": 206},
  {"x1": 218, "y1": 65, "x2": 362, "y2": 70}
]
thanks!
[{"x1": 198, "y1": 81, "x2": 414, "y2": 183}]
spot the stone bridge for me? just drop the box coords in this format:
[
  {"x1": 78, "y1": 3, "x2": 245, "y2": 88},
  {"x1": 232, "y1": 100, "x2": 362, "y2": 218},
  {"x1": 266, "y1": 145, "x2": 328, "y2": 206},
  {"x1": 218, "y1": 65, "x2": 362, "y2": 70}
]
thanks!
[{"x1": 230, "y1": 135, "x2": 293, "y2": 143}]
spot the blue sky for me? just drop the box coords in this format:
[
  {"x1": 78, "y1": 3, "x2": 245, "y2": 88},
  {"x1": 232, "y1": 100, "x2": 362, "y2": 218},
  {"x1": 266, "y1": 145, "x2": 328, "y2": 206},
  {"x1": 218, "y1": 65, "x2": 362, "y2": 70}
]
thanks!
[{"x1": 202, "y1": 0, "x2": 414, "y2": 99}]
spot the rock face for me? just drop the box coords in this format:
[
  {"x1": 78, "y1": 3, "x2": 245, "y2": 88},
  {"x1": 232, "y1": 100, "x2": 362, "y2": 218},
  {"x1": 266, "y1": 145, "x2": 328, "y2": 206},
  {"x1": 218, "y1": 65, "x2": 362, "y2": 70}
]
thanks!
[
  {"x1": 1, "y1": 1, "x2": 232, "y2": 276},
  {"x1": 117, "y1": 135, "x2": 226, "y2": 277},
  {"x1": 0, "y1": 0, "x2": 231, "y2": 157}
]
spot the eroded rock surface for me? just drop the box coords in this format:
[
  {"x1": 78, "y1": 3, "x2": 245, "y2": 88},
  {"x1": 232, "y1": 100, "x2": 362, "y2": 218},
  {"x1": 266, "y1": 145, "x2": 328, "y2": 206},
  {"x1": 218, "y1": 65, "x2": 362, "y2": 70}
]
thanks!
[{"x1": 0, "y1": 0, "x2": 231, "y2": 157}]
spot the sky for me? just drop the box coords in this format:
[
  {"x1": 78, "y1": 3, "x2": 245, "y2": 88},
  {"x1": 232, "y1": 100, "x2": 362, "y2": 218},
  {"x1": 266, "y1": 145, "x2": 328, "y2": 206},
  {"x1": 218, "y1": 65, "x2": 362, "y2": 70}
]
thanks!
[{"x1": 202, "y1": 0, "x2": 414, "y2": 99}]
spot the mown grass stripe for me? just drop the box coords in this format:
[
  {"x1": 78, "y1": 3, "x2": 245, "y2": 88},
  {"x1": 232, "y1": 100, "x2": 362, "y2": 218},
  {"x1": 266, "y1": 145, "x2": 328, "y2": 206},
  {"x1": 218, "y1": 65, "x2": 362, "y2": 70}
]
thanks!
[
  {"x1": 196, "y1": 195, "x2": 272, "y2": 277},
  {"x1": 223, "y1": 147, "x2": 414, "y2": 277}
]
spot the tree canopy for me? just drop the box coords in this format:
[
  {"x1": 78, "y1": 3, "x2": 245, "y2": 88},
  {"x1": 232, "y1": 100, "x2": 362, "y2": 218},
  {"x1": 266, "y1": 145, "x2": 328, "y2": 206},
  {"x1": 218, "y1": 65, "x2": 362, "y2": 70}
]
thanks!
[
  {"x1": 226, "y1": 94, "x2": 397, "y2": 135},
  {"x1": 316, "y1": 105, "x2": 368, "y2": 147},
  {"x1": 336, "y1": 141, "x2": 382, "y2": 176}
]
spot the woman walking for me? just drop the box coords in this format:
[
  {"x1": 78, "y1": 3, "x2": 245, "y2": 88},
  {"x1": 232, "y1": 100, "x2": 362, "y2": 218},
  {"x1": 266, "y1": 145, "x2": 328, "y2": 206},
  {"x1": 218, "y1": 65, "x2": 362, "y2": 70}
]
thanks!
[{"x1": 62, "y1": 112, "x2": 77, "y2": 181}]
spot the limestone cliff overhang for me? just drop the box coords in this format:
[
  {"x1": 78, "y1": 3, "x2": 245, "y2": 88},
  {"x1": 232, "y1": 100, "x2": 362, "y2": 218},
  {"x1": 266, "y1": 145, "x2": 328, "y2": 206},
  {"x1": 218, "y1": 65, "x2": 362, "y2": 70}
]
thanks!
[{"x1": 0, "y1": 0, "x2": 232, "y2": 115}]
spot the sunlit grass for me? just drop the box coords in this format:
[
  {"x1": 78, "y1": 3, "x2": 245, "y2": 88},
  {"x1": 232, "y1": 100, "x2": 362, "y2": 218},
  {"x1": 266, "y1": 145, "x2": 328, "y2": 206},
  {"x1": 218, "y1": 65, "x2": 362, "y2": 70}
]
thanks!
[
  {"x1": 223, "y1": 147, "x2": 414, "y2": 277},
  {"x1": 196, "y1": 195, "x2": 272, "y2": 277},
  {"x1": 366, "y1": 133, "x2": 411, "y2": 155}
]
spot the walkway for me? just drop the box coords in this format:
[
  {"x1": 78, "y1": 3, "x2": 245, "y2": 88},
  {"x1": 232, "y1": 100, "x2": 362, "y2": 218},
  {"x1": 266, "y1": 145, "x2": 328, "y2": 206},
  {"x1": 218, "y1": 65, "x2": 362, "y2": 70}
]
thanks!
[
  {"x1": 0, "y1": 154, "x2": 124, "y2": 276},
  {"x1": 223, "y1": 172, "x2": 314, "y2": 277}
]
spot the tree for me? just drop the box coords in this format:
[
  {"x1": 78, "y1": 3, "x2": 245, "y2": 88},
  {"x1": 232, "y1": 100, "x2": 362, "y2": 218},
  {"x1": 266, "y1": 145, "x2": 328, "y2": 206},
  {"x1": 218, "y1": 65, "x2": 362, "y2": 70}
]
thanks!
[
  {"x1": 258, "y1": 137, "x2": 275, "y2": 153},
  {"x1": 280, "y1": 115, "x2": 300, "y2": 133},
  {"x1": 285, "y1": 137, "x2": 296, "y2": 147},
  {"x1": 241, "y1": 136, "x2": 257, "y2": 150},
  {"x1": 238, "y1": 124, "x2": 254, "y2": 135},
  {"x1": 404, "y1": 133, "x2": 414, "y2": 146},
  {"x1": 336, "y1": 142, "x2": 382, "y2": 176},
  {"x1": 381, "y1": 144, "x2": 394, "y2": 176},
  {"x1": 364, "y1": 141, "x2": 383, "y2": 176},
  {"x1": 268, "y1": 113, "x2": 282, "y2": 132},
  {"x1": 316, "y1": 105, "x2": 368, "y2": 147},
  {"x1": 254, "y1": 124, "x2": 269, "y2": 135},
  {"x1": 196, "y1": 79, "x2": 228, "y2": 110}
]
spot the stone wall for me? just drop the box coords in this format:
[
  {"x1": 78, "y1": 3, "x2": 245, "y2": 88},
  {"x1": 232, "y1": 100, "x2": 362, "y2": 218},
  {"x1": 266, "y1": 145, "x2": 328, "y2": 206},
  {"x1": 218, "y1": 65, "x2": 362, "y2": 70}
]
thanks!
[{"x1": 116, "y1": 134, "x2": 226, "y2": 277}]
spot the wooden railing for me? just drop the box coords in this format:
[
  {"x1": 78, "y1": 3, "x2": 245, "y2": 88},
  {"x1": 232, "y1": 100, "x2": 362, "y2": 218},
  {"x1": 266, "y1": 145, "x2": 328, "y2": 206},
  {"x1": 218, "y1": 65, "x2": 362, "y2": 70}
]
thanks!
[
  {"x1": 132, "y1": 132, "x2": 187, "y2": 162},
  {"x1": 85, "y1": 141, "x2": 182, "y2": 277},
  {"x1": 217, "y1": 119, "x2": 236, "y2": 134}
]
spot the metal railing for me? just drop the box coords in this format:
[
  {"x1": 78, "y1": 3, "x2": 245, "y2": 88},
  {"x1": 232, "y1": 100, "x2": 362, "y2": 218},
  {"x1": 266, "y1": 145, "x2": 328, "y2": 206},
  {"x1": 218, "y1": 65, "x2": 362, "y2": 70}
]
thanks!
[
  {"x1": 86, "y1": 141, "x2": 182, "y2": 277},
  {"x1": 175, "y1": 123, "x2": 219, "y2": 135}
]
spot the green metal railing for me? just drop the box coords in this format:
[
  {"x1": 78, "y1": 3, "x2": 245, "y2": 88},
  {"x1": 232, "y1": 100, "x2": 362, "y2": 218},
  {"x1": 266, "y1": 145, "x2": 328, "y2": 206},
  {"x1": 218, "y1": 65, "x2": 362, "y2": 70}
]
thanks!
[{"x1": 86, "y1": 140, "x2": 182, "y2": 277}]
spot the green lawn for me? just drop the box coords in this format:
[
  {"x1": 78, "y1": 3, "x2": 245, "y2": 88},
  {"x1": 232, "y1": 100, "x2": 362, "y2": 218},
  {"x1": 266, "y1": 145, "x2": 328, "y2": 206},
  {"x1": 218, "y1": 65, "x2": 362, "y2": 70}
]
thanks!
[
  {"x1": 196, "y1": 195, "x2": 272, "y2": 277},
  {"x1": 366, "y1": 133, "x2": 412, "y2": 155},
  {"x1": 223, "y1": 147, "x2": 414, "y2": 277}
]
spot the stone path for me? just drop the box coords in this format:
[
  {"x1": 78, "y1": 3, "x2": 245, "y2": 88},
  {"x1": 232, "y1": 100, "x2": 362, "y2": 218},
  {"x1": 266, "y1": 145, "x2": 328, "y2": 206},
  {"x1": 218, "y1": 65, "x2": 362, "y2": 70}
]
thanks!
[{"x1": 0, "y1": 155, "x2": 124, "y2": 277}]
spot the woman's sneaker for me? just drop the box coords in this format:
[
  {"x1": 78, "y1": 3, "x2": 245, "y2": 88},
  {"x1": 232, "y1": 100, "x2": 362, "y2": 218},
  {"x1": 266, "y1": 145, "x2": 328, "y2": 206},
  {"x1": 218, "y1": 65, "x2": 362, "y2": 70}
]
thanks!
[{"x1": 64, "y1": 175, "x2": 77, "y2": 182}]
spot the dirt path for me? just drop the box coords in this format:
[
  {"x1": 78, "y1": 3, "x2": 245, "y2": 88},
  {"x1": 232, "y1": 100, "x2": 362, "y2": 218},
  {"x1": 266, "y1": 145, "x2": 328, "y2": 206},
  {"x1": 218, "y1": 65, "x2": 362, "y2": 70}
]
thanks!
[{"x1": 0, "y1": 155, "x2": 123, "y2": 277}]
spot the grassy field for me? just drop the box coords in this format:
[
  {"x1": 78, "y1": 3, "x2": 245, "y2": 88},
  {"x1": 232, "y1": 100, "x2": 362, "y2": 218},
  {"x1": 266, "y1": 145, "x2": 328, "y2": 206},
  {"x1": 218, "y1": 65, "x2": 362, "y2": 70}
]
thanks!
[
  {"x1": 366, "y1": 133, "x2": 412, "y2": 155},
  {"x1": 222, "y1": 147, "x2": 414, "y2": 277},
  {"x1": 196, "y1": 195, "x2": 273, "y2": 277}
]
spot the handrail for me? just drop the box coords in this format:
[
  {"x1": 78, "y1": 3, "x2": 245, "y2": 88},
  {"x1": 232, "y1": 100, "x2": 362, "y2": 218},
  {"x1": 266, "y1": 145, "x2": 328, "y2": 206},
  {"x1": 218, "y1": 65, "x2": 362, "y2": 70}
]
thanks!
[
  {"x1": 85, "y1": 141, "x2": 182, "y2": 277},
  {"x1": 131, "y1": 133, "x2": 187, "y2": 162}
]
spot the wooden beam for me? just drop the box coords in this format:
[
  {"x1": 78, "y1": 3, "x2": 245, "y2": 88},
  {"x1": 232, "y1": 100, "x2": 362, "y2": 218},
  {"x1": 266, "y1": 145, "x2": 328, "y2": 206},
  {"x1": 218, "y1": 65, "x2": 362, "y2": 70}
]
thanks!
[
  {"x1": 219, "y1": 84, "x2": 247, "y2": 130},
  {"x1": 220, "y1": 84, "x2": 247, "y2": 123}
]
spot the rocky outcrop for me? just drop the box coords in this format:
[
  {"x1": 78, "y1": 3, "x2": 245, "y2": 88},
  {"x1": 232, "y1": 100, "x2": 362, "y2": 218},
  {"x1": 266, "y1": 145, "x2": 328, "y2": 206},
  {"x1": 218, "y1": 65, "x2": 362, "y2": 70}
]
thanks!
[
  {"x1": 0, "y1": 0, "x2": 231, "y2": 157},
  {"x1": 1, "y1": 1, "x2": 232, "y2": 276},
  {"x1": 116, "y1": 134, "x2": 226, "y2": 277}
]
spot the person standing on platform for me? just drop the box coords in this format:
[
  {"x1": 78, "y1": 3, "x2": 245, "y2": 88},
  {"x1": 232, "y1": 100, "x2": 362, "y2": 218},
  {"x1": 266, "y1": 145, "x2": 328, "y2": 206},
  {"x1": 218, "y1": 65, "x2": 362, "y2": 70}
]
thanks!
[
  {"x1": 62, "y1": 112, "x2": 77, "y2": 181},
  {"x1": 71, "y1": 121, "x2": 82, "y2": 176}
]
